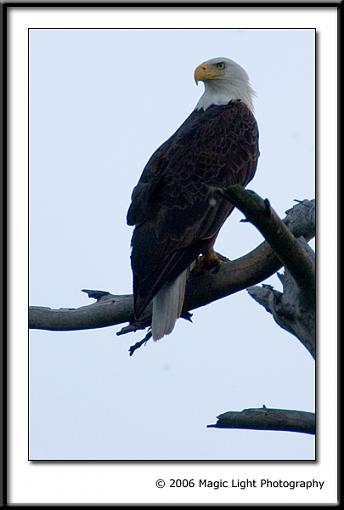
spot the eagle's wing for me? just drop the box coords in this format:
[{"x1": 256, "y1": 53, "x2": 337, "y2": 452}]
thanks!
[{"x1": 127, "y1": 100, "x2": 259, "y2": 318}]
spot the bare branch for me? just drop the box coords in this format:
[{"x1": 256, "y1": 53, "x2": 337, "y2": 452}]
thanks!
[
  {"x1": 208, "y1": 406, "x2": 315, "y2": 435},
  {"x1": 29, "y1": 293, "x2": 134, "y2": 331},
  {"x1": 219, "y1": 186, "x2": 315, "y2": 306},
  {"x1": 29, "y1": 198, "x2": 315, "y2": 332}
]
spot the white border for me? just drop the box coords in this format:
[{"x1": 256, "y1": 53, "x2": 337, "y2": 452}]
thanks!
[{"x1": 9, "y1": 6, "x2": 337, "y2": 505}]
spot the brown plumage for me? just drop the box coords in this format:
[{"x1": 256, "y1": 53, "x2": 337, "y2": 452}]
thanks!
[{"x1": 127, "y1": 57, "x2": 260, "y2": 340}]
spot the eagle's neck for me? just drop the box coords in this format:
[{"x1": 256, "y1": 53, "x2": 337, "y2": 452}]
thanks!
[{"x1": 195, "y1": 79, "x2": 254, "y2": 112}]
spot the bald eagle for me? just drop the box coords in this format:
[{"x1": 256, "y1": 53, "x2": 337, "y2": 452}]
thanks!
[{"x1": 127, "y1": 57, "x2": 259, "y2": 340}]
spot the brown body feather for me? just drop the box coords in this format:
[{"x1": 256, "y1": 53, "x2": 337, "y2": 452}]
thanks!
[{"x1": 127, "y1": 100, "x2": 259, "y2": 320}]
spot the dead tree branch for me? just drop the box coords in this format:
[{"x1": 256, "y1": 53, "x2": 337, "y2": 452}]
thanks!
[
  {"x1": 248, "y1": 239, "x2": 315, "y2": 358},
  {"x1": 218, "y1": 186, "x2": 315, "y2": 307},
  {"x1": 208, "y1": 406, "x2": 315, "y2": 435},
  {"x1": 29, "y1": 292, "x2": 135, "y2": 331},
  {"x1": 29, "y1": 197, "x2": 315, "y2": 333}
]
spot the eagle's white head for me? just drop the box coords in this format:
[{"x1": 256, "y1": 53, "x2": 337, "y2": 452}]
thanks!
[{"x1": 194, "y1": 57, "x2": 255, "y2": 112}]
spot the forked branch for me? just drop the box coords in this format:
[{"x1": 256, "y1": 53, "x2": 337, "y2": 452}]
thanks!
[
  {"x1": 29, "y1": 195, "x2": 315, "y2": 336},
  {"x1": 218, "y1": 186, "x2": 315, "y2": 307}
]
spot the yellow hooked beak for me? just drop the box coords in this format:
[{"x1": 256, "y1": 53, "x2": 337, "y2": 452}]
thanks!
[{"x1": 194, "y1": 63, "x2": 223, "y2": 84}]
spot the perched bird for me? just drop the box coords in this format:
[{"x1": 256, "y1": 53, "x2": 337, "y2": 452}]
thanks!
[{"x1": 127, "y1": 57, "x2": 260, "y2": 340}]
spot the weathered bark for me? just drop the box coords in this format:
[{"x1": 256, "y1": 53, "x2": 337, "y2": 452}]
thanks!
[
  {"x1": 208, "y1": 407, "x2": 315, "y2": 435},
  {"x1": 219, "y1": 186, "x2": 315, "y2": 305}
]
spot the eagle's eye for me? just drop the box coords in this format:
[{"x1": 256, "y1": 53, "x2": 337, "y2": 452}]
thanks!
[{"x1": 216, "y1": 62, "x2": 225, "y2": 70}]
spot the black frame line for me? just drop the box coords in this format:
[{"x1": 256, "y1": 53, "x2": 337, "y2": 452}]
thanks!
[{"x1": 1, "y1": 1, "x2": 340, "y2": 507}]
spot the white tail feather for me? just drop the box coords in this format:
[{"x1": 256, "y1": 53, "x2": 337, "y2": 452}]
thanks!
[{"x1": 152, "y1": 268, "x2": 189, "y2": 341}]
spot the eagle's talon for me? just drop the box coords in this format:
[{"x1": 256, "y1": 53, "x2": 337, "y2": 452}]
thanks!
[{"x1": 192, "y1": 249, "x2": 225, "y2": 274}]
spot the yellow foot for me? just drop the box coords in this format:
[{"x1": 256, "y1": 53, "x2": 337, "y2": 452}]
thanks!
[{"x1": 193, "y1": 250, "x2": 228, "y2": 274}]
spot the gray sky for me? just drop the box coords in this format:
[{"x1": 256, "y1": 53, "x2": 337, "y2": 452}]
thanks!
[{"x1": 29, "y1": 28, "x2": 315, "y2": 460}]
